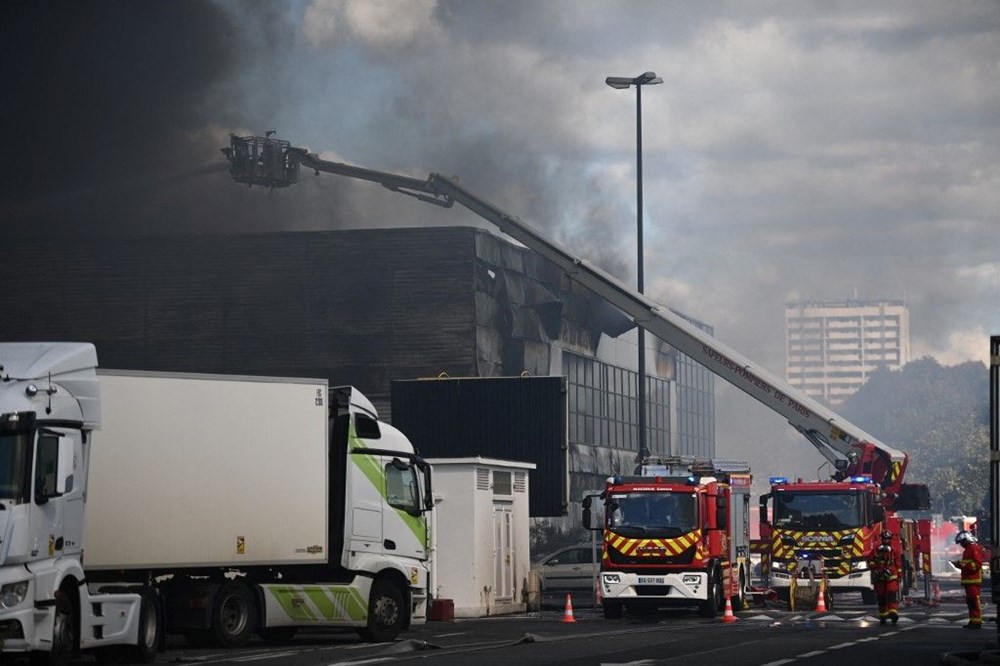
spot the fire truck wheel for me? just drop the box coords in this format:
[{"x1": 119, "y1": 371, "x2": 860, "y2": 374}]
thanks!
[
  {"x1": 602, "y1": 600, "x2": 624, "y2": 619},
  {"x1": 698, "y1": 567, "x2": 723, "y2": 618}
]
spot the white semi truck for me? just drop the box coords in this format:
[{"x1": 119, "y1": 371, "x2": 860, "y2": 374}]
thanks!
[{"x1": 0, "y1": 343, "x2": 433, "y2": 664}]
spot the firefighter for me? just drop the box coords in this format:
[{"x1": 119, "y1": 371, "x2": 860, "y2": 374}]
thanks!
[
  {"x1": 953, "y1": 530, "x2": 986, "y2": 629},
  {"x1": 868, "y1": 530, "x2": 900, "y2": 625}
]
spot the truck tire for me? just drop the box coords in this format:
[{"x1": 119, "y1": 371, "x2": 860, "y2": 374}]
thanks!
[
  {"x1": 358, "y1": 578, "x2": 405, "y2": 643},
  {"x1": 698, "y1": 568, "x2": 723, "y2": 618},
  {"x1": 35, "y1": 591, "x2": 75, "y2": 666},
  {"x1": 211, "y1": 582, "x2": 257, "y2": 648},
  {"x1": 861, "y1": 588, "x2": 877, "y2": 605},
  {"x1": 602, "y1": 600, "x2": 624, "y2": 619}
]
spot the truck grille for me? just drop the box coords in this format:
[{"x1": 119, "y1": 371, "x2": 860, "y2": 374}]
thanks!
[{"x1": 607, "y1": 545, "x2": 696, "y2": 566}]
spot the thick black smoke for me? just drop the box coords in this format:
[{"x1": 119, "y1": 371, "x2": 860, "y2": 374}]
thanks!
[{"x1": 0, "y1": 0, "x2": 355, "y2": 238}]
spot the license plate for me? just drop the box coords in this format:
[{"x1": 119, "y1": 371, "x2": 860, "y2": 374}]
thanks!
[{"x1": 637, "y1": 576, "x2": 665, "y2": 585}]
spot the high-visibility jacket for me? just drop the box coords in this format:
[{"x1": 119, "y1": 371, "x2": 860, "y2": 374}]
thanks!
[{"x1": 958, "y1": 543, "x2": 986, "y2": 585}]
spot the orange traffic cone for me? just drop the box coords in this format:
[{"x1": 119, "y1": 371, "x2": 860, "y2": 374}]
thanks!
[
  {"x1": 815, "y1": 581, "x2": 828, "y2": 613},
  {"x1": 561, "y1": 594, "x2": 576, "y2": 623},
  {"x1": 722, "y1": 596, "x2": 738, "y2": 624}
]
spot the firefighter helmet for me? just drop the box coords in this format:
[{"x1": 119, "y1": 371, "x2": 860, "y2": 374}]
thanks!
[
  {"x1": 877, "y1": 543, "x2": 891, "y2": 553},
  {"x1": 880, "y1": 530, "x2": 892, "y2": 543},
  {"x1": 956, "y1": 530, "x2": 977, "y2": 545}
]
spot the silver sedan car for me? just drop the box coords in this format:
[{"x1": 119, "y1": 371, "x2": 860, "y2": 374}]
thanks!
[{"x1": 532, "y1": 544, "x2": 602, "y2": 592}]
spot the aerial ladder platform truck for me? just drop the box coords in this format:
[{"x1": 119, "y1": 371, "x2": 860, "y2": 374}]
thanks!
[{"x1": 221, "y1": 133, "x2": 931, "y2": 612}]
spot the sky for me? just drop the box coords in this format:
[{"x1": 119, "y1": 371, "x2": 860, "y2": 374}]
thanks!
[{"x1": 2, "y1": 0, "x2": 998, "y2": 476}]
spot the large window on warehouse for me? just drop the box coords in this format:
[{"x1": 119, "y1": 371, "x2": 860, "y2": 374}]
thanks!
[
  {"x1": 564, "y1": 349, "x2": 714, "y2": 458},
  {"x1": 564, "y1": 352, "x2": 671, "y2": 454}
]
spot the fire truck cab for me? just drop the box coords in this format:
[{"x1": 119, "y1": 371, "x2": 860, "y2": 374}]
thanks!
[{"x1": 584, "y1": 457, "x2": 751, "y2": 618}]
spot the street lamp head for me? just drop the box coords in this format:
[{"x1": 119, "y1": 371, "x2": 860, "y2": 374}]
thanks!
[
  {"x1": 606, "y1": 72, "x2": 663, "y2": 89},
  {"x1": 605, "y1": 76, "x2": 634, "y2": 89}
]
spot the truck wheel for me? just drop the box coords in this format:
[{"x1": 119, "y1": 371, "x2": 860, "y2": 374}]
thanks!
[
  {"x1": 861, "y1": 588, "x2": 877, "y2": 605},
  {"x1": 602, "y1": 601, "x2": 624, "y2": 619},
  {"x1": 127, "y1": 587, "x2": 162, "y2": 662},
  {"x1": 36, "y1": 591, "x2": 75, "y2": 666},
  {"x1": 257, "y1": 626, "x2": 298, "y2": 644},
  {"x1": 211, "y1": 582, "x2": 257, "y2": 648},
  {"x1": 358, "y1": 579, "x2": 405, "y2": 643},
  {"x1": 698, "y1": 568, "x2": 723, "y2": 618}
]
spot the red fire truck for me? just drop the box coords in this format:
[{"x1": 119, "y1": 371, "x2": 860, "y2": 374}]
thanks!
[
  {"x1": 583, "y1": 457, "x2": 751, "y2": 618},
  {"x1": 759, "y1": 475, "x2": 931, "y2": 605}
]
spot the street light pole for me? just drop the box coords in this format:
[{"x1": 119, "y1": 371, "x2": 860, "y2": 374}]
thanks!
[{"x1": 606, "y1": 71, "x2": 662, "y2": 455}]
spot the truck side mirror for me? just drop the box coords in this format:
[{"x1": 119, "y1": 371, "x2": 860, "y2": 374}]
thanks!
[
  {"x1": 716, "y1": 495, "x2": 729, "y2": 529},
  {"x1": 581, "y1": 494, "x2": 602, "y2": 531}
]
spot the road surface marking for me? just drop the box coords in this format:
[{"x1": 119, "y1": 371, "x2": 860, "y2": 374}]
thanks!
[
  {"x1": 827, "y1": 642, "x2": 856, "y2": 650},
  {"x1": 759, "y1": 660, "x2": 796, "y2": 666},
  {"x1": 233, "y1": 652, "x2": 301, "y2": 662},
  {"x1": 797, "y1": 650, "x2": 826, "y2": 657}
]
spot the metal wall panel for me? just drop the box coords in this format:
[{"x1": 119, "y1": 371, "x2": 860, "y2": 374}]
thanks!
[
  {"x1": 390, "y1": 376, "x2": 568, "y2": 517},
  {"x1": 0, "y1": 228, "x2": 479, "y2": 402}
]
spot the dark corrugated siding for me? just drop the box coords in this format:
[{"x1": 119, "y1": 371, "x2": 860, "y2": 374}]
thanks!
[
  {"x1": 0, "y1": 228, "x2": 479, "y2": 397},
  {"x1": 390, "y1": 376, "x2": 568, "y2": 517}
]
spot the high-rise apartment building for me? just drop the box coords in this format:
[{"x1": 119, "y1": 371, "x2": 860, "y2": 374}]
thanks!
[{"x1": 785, "y1": 299, "x2": 910, "y2": 405}]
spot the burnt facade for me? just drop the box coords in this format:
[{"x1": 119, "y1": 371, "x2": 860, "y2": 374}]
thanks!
[{"x1": 0, "y1": 226, "x2": 716, "y2": 516}]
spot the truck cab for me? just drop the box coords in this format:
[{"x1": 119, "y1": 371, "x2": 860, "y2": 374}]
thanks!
[
  {"x1": 584, "y1": 457, "x2": 751, "y2": 619},
  {"x1": 759, "y1": 476, "x2": 886, "y2": 602},
  {"x1": 0, "y1": 342, "x2": 158, "y2": 664}
]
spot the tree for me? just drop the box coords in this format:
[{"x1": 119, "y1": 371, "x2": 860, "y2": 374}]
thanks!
[{"x1": 839, "y1": 357, "x2": 989, "y2": 516}]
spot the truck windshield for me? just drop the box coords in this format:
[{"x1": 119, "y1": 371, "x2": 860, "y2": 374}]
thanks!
[
  {"x1": 608, "y1": 492, "x2": 697, "y2": 537},
  {"x1": 0, "y1": 431, "x2": 29, "y2": 500},
  {"x1": 773, "y1": 491, "x2": 862, "y2": 530}
]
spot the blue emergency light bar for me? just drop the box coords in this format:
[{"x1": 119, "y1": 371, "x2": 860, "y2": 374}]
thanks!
[
  {"x1": 849, "y1": 475, "x2": 873, "y2": 484},
  {"x1": 769, "y1": 476, "x2": 788, "y2": 485}
]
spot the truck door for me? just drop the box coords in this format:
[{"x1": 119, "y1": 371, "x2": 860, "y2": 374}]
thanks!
[
  {"x1": 26, "y1": 430, "x2": 66, "y2": 562},
  {"x1": 382, "y1": 456, "x2": 425, "y2": 559}
]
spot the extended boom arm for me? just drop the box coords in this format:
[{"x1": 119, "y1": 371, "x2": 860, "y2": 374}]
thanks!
[{"x1": 222, "y1": 133, "x2": 917, "y2": 501}]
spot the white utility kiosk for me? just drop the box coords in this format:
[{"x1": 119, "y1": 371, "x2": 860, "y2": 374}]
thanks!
[{"x1": 427, "y1": 457, "x2": 535, "y2": 617}]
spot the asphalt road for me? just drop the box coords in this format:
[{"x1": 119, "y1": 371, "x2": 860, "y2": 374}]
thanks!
[{"x1": 49, "y1": 579, "x2": 1000, "y2": 665}]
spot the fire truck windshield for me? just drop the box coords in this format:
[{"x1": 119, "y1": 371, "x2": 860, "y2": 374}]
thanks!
[
  {"x1": 608, "y1": 492, "x2": 697, "y2": 537},
  {"x1": 773, "y1": 491, "x2": 862, "y2": 530}
]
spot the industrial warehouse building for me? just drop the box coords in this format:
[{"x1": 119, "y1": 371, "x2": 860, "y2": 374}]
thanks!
[{"x1": 0, "y1": 226, "x2": 715, "y2": 516}]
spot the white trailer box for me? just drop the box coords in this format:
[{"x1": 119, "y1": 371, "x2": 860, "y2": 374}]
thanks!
[
  {"x1": 428, "y1": 457, "x2": 535, "y2": 618},
  {"x1": 85, "y1": 370, "x2": 329, "y2": 569}
]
